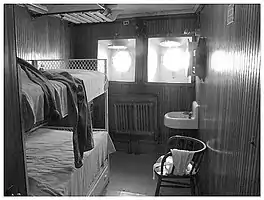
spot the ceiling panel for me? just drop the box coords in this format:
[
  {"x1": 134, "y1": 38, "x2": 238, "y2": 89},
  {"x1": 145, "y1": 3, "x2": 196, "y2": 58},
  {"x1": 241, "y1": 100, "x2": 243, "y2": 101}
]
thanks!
[{"x1": 29, "y1": 4, "x2": 199, "y2": 24}]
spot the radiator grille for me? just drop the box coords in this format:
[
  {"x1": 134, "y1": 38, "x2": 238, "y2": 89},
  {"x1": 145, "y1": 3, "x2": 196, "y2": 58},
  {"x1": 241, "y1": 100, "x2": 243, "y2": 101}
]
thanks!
[{"x1": 114, "y1": 102, "x2": 156, "y2": 136}]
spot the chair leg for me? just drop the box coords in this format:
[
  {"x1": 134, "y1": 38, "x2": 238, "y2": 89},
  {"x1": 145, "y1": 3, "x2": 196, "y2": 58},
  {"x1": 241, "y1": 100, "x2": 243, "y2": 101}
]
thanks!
[
  {"x1": 155, "y1": 177, "x2": 162, "y2": 196},
  {"x1": 195, "y1": 177, "x2": 200, "y2": 195},
  {"x1": 190, "y1": 177, "x2": 196, "y2": 195}
]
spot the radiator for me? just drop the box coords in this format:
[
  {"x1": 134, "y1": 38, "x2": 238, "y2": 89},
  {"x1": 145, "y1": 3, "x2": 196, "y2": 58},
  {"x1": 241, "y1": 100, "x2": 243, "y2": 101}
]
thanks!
[{"x1": 114, "y1": 102, "x2": 156, "y2": 136}]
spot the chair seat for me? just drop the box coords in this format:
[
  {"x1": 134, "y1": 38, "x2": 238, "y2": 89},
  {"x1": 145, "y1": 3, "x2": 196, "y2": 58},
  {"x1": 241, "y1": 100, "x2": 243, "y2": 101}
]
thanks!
[{"x1": 153, "y1": 156, "x2": 196, "y2": 177}]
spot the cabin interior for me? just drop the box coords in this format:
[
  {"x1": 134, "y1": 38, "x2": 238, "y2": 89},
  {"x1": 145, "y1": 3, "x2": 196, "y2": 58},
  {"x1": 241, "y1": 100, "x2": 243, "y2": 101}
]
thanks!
[{"x1": 4, "y1": 3, "x2": 260, "y2": 196}]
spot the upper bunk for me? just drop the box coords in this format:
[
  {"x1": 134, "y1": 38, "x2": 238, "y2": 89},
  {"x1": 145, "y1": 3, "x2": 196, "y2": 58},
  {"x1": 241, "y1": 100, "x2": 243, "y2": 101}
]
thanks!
[
  {"x1": 19, "y1": 58, "x2": 108, "y2": 133},
  {"x1": 27, "y1": 59, "x2": 108, "y2": 101}
]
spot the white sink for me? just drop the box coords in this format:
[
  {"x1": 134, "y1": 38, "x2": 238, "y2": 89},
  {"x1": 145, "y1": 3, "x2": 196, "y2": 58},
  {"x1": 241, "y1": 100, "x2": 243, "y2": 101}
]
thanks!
[{"x1": 164, "y1": 101, "x2": 199, "y2": 129}]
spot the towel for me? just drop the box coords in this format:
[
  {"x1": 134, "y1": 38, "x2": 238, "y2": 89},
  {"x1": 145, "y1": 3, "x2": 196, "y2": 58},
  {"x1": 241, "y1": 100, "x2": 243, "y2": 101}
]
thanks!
[
  {"x1": 153, "y1": 150, "x2": 196, "y2": 180},
  {"x1": 171, "y1": 149, "x2": 194, "y2": 176},
  {"x1": 153, "y1": 155, "x2": 174, "y2": 180}
]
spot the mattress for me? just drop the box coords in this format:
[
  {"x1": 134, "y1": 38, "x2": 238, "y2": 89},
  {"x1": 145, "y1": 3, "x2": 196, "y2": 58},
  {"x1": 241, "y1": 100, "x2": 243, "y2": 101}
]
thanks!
[
  {"x1": 26, "y1": 128, "x2": 116, "y2": 196},
  {"x1": 47, "y1": 69, "x2": 108, "y2": 102}
]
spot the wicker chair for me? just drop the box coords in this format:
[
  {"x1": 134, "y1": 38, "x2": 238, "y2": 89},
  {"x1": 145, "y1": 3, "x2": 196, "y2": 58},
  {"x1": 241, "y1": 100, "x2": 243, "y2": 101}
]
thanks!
[{"x1": 153, "y1": 135, "x2": 206, "y2": 196}]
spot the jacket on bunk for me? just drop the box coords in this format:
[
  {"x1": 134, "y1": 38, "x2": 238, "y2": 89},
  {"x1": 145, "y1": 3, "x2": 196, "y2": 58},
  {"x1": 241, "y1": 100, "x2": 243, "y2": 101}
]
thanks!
[
  {"x1": 41, "y1": 70, "x2": 94, "y2": 168},
  {"x1": 18, "y1": 58, "x2": 94, "y2": 168}
]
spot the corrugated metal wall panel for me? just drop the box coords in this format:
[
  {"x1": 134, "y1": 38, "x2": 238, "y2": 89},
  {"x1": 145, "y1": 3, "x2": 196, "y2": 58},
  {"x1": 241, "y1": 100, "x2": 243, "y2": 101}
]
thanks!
[{"x1": 197, "y1": 4, "x2": 260, "y2": 195}]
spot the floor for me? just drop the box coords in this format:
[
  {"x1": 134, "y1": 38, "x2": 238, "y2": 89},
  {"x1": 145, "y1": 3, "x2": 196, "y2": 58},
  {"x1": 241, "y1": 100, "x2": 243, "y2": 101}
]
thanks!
[{"x1": 103, "y1": 151, "x2": 191, "y2": 196}]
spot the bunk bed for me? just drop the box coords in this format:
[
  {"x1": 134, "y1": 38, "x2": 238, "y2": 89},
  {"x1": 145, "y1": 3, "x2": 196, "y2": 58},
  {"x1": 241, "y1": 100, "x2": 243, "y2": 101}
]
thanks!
[{"x1": 19, "y1": 58, "x2": 115, "y2": 196}]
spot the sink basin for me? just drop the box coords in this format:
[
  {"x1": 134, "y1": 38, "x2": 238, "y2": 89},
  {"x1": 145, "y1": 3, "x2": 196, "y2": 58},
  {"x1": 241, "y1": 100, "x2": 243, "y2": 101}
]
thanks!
[{"x1": 164, "y1": 101, "x2": 199, "y2": 129}]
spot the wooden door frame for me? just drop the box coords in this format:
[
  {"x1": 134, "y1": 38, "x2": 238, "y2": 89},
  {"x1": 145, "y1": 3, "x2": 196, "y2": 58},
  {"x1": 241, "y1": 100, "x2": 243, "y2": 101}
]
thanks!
[{"x1": 4, "y1": 4, "x2": 28, "y2": 196}]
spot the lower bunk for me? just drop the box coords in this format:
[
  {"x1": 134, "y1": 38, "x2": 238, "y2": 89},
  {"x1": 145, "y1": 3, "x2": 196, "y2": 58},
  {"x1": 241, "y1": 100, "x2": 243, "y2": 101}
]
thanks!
[{"x1": 25, "y1": 128, "x2": 116, "y2": 196}]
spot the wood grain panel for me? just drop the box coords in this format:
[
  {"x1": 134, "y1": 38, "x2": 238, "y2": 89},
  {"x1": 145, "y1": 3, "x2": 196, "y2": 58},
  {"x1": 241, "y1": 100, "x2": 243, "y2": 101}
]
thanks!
[
  {"x1": 146, "y1": 14, "x2": 197, "y2": 36},
  {"x1": 4, "y1": 4, "x2": 28, "y2": 195},
  {"x1": 14, "y1": 5, "x2": 70, "y2": 60},
  {"x1": 71, "y1": 15, "x2": 197, "y2": 143},
  {"x1": 71, "y1": 20, "x2": 136, "y2": 59},
  {"x1": 197, "y1": 4, "x2": 260, "y2": 195}
]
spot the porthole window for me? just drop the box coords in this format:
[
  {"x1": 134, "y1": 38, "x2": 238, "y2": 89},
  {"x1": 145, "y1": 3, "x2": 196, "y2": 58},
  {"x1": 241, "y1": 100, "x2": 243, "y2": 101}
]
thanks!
[
  {"x1": 98, "y1": 39, "x2": 136, "y2": 82},
  {"x1": 147, "y1": 37, "x2": 192, "y2": 83}
]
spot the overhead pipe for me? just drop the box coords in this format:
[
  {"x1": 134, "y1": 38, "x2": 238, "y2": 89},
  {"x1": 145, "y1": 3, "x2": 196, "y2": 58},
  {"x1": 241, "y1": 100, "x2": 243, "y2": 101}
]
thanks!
[
  {"x1": 97, "y1": 4, "x2": 120, "y2": 22},
  {"x1": 108, "y1": 10, "x2": 120, "y2": 21},
  {"x1": 97, "y1": 4, "x2": 106, "y2": 10},
  {"x1": 97, "y1": 4, "x2": 113, "y2": 18}
]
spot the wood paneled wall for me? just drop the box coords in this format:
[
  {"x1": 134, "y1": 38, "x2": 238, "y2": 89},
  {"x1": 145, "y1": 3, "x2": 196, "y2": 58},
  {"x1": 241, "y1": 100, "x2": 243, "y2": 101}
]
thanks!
[
  {"x1": 197, "y1": 4, "x2": 260, "y2": 195},
  {"x1": 71, "y1": 14, "x2": 197, "y2": 143},
  {"x1": 14, "y1": 5, "x2": 70, "y2": 60},
  {"x1": 146, "y1": 14, "x2": 198, "y2": 37}
]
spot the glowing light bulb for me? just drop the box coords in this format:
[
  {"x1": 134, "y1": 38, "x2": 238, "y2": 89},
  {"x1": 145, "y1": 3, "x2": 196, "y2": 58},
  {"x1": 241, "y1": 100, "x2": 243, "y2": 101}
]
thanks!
[
  {"x1": 163, "y1": 48, "x2": 189, "y2": 72},
  {"x1": 112, "y1": 51, "x2": 132, "y2": 72}
]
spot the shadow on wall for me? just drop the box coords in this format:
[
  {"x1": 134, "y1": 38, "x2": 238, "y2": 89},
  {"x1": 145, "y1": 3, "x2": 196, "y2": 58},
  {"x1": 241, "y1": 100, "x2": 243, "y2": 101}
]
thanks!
[{"x1": 195, "y1": 37, "x2": 207, "y2": 82}]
